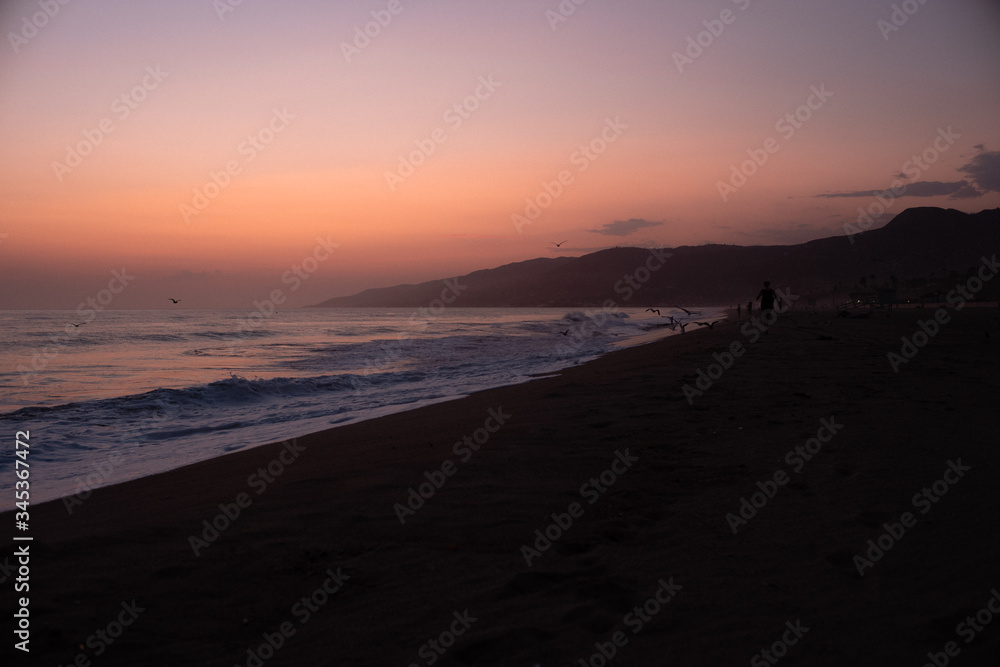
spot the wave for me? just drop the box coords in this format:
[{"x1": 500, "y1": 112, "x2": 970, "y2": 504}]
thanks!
[
  {"x1": 1, "y1": 370, "x2": 429, "y2": 422},
  {"x1": 561, "y1": 310, "x2": 631, "y2": 323},
  {"x1": 133, "y1": 333, "x2": 188, "y2": 342},
  {"x1": 190, "y1": 329, "x2": 278, "y2": 340}
]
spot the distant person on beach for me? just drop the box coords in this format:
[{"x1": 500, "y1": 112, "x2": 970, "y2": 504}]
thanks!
[
  {"x1": 737, "y1": 303, "x2": 741, "y2": 318},
  {"x1": 756, "y1": 281, "x2": 779, "y2": 313},
  {"x1": 746, "y1": 301, "x2": 753, "y2": 317}
]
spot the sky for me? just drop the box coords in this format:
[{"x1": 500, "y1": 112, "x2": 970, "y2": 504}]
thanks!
[{"x1": 1, "y1": 0, "x2": 999, "y2": 309}]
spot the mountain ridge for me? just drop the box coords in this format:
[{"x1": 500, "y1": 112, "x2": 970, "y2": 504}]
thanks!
[{"x1": 311, "y1": 207, "x2": 1000, "y2": 307}]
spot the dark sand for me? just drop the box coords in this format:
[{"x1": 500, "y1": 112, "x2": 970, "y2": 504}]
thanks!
[{"x1": 5, "y1": 307, "x2": 1000, "y2": 666}]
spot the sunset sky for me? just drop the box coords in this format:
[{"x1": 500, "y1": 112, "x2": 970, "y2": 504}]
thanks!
[{"x1": 2, "y1": 0, "x2": 999, "y2": 309}]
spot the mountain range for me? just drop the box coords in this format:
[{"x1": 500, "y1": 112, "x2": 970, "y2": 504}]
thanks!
[{"x1": 311, "y1": 207, "x2": 1000, "y2": 307}]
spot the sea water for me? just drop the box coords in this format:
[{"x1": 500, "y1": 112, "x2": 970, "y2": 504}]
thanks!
[{"x1": 0, "y1": 307, "x2": 721, "y2": 506}]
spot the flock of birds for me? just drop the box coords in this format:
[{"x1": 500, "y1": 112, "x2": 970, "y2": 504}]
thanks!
[
  {"x1": 557, "y1": 306, "x2": 720, "y2": 337},
  {"x1": 644, "y1": 306, "x2": 718, "y2": 333},
  {"x1": 547, "y1": 241, "x2": 719, "y2": 335}
]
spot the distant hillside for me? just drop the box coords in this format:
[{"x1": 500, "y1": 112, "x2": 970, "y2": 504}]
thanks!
[{"x1": 311, "y1": 207, "x2": 1000, "y2": 307}]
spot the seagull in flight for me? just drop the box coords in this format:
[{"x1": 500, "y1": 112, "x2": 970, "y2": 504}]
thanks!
[
  {"x1": 550, "y1": 240, "x2": 568, "y2": 247},
  {"x1": 694, "y1": 321, "x2": 717, "y2": 329},
  {"x1": 645, "y1": 308, "x2": 661, "y2": 316},
  {"x1": 168, "y1": 298, "x2": 181, "y2": 304},
  {"x1": 672, "y1": 306, "x2": 693, "y2": 315},
  {"x1": 559, "y1": 329, "x2": 570, "y2": 336},
  {"x1": 67, "y1": 322, "x2": 86, "y2": 327}
]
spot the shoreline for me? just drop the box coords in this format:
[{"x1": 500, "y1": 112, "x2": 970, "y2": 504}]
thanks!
[
  {"x1": 5, "y1": 308, "x2": 714, "y2": 507},
  {"x1": 7, "y1": 307, "x2": 1000, "y2": 665}
]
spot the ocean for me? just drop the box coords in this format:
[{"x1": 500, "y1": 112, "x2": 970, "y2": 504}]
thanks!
[{"x1": 0, "y1": 306, "x2": 721, "y2": 508}]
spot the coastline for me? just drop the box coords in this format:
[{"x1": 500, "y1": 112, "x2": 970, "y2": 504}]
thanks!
[
  {"x1": 2, "y1": 307, "x2": 714, "y2": 506},
  {"x1": 7, "y1": 307, "x2": 1000, "y2": 665}
]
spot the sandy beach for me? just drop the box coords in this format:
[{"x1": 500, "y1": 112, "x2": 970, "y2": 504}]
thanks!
[{"x1": 6, "y1": 306, "x2": 1000, "y2": 666}]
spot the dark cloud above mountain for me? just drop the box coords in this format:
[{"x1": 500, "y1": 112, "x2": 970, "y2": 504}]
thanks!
[
  {"x1": 948, "y1": 183, "x2": 985, "y2": 199},
  {"x1": 588, "y1": 218, "x2": 663, "y2": 237},
  {"x1": 814, "y1": 181, "x2": 971, "y2": 199},
  {"x1": 814, "y1": 145, "x2": 1000, "y2": 201},
  {"x1": 957, "y1": 148, "x2": 1000, "y2": 194}
]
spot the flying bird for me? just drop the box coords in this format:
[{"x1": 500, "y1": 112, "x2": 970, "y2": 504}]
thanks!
[
  {"x1": 559, "y1": 329, "x2": 570, "y2": 336},
  {"x1": 672, "y1": 306, "x2": 693, "y2": 315},
  {"x1": 67, "y1": 322, "x2": 86, "y2": 327},
  {"x1": 677, "y1": 322, "x2": 689, "y2": 333},
  {"x1": 645, "y1": 308, "x2": 661, "y2": 316},
  {"x1": 550, "y1": 240, "x2": 568, "y2": 247},
  {"x1": 694, "y1": 321, "x2": 717, "y2": 329},
  {"x1": 168, "y1": 298, "x2": 181, "y2": 303}
]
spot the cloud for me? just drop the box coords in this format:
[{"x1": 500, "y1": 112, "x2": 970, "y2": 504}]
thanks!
[
  {"x1": 948, "y1": 183, "x2": 984, "y2": 199},
  {"x1": 956, "y1": 148, "x2": 1000, "y2": 194},
  {"x1": 588, "y1": 218, "x2": 663, "y2": 236},
  {"x1": 813, "y1": 145, "x2": 1000, "y2": 202},
  {"x1": 815, "y1": 181, "x2": 973, "y2": 199}
]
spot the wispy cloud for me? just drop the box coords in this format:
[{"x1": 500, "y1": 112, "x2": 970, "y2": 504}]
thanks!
[
  {"x1": 815, "y1": 180, "x2": 971, "y2": 198},
  {"x1": 588, "y1": 218, "x2": 663, "y2": 237}
]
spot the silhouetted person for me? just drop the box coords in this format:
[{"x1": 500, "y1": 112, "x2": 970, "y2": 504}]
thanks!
[
  {"x1": 746, "y1": 300, "x2": 753, "y2": 317},
  {"x1": 737, "y1": 303, "x2": 741, "y2": 318},
  {"x1": 757, "y1": 280, "x2": 779, "y2": 313}
]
